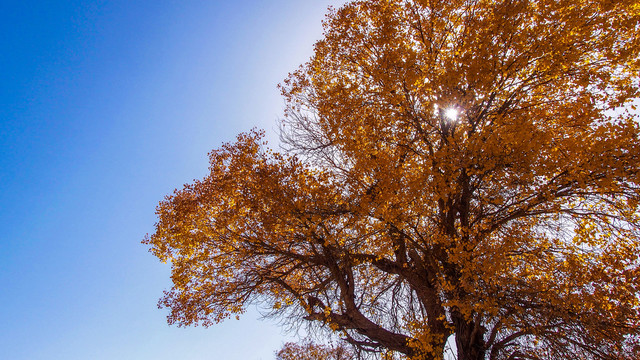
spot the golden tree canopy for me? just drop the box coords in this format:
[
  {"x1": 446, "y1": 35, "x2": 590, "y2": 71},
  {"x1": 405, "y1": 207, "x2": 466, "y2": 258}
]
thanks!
[{"x1": 146, "y1": 1, "x2": 640, "y2": 359}]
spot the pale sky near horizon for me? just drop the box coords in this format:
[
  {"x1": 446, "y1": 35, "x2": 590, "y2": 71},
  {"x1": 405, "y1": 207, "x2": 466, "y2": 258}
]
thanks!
[{"x1": 0, "y1": 1, "x2": 346, "y2": 359}]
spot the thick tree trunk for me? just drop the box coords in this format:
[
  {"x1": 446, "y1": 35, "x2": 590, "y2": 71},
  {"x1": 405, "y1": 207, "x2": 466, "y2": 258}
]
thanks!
[{"x1": 454, "y1": 315, "x2": 486, "y2": 360}]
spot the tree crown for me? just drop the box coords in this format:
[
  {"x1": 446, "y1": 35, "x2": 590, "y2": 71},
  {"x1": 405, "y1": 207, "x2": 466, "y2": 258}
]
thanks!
[{"x1": 146, "y1": 1, "x2": 640, "y2": 359}]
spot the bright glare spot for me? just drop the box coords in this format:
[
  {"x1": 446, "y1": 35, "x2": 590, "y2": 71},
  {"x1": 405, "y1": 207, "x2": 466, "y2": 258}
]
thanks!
[{"x1": 445, "y1": 108, "x2": 458, "y2": 120}]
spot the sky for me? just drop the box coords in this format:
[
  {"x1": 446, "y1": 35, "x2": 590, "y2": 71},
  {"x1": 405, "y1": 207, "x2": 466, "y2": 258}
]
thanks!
[{"x1": 0, "y1": 1, "x2": 346, "y2": 359}]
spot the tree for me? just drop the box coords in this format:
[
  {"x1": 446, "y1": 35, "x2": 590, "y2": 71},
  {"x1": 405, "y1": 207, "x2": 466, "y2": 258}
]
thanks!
[
  {"x1": 276, "y1": 341, "x2": 355, "y2": 360},
  {"x1": 144, "y1": 1, "x2": 640, "y2": 359}
]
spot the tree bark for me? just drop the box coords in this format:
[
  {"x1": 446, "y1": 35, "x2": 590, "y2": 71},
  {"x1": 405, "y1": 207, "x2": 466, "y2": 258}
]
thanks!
[{"x1": 454, "y1": 314, "x2": 486, "y2": 360}]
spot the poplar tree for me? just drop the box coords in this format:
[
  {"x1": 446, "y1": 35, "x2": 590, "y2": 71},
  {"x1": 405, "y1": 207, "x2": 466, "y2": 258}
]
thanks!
[{"x1": 145, "y1": 1, "x2": 640, "y2": 359}]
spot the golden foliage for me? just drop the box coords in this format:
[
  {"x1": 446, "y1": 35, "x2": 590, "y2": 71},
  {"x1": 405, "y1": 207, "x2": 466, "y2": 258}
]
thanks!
[
  {"x1": 276, "y1": 341, "x2": 355, "y2": 360},
  {"x1": 145, "y1": 1, "x2": 640, "y2": 359}
]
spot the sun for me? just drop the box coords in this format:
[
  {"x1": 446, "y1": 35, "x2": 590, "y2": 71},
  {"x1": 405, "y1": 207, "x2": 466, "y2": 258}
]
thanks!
[{"x1": 445, "y1": 108, "x2": 459, "y2": 121}]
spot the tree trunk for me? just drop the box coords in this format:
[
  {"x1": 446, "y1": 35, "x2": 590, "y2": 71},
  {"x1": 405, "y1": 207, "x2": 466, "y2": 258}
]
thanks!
[{"x1": 454, "y1": 315, "x2": 486, "y2": 360}]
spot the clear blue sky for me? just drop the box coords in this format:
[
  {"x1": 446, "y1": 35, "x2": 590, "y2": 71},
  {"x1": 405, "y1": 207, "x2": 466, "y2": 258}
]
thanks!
[{"x1": 0, "y1": 1, "x2": 344, "y2": 359}]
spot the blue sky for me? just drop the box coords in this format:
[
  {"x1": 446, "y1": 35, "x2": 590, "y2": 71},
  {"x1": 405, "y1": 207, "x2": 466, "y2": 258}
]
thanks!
[{"x1": 0, "y1": 1, "x2": 345, "y2": 359}]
